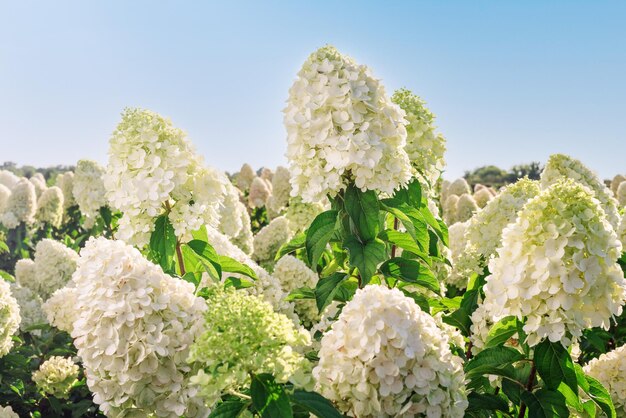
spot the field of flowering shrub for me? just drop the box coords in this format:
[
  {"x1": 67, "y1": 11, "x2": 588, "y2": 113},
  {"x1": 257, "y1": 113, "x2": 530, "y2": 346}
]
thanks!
[{"x1": 1, "y1": 45, "x2": 625, "y2": 418}]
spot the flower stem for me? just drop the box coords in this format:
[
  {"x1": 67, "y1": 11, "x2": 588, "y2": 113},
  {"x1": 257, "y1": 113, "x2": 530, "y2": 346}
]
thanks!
[
  {"x1": 176, "y1": 241, "x2": 186, "y2": 276},
  {"x1": 517, "y1": 360, "x2": 537, "y2": 418},
  {"x1": 390, "y1": 218, "x2": 399, "y2": 258}
]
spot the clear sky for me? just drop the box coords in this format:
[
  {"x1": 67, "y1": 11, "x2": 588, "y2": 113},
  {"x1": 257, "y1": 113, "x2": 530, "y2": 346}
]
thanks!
[{"x1": 1, "y1": 1, "x2": 625, "y2": 179}]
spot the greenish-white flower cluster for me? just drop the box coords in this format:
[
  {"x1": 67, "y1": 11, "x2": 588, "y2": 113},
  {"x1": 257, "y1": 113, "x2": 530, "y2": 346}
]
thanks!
[
  {"x1": 0, "y1": 178, "x2": 37, "y2": 229},
  {"x1": 104, "y1": 108, "x2": 225, "y2": 246},
  {"x1": 35, "y1": 186, "x2": 64, "y2": 228},
  {"x1": 391, "y1": 88, "x2": 446, "y2": 186},
  {"x1": 10, "y1": 283, "x2": 46, "y2": 332},
  {"x1": 0, "y1": 406, "x2": 19, "y2": 418},
  {"x1": 314, "y1": 285, "x2": 468, "y2": 417},
  {"x1": 540, "y1": 154, "x2": 620, "y2": 228},
  {"x1": 73, "y1": 159, "x2": 107, "y2": 228},
  {"x1": 71, "y1": 237, "x2": 207, "y2": 417},
  {"x1": 188, "y1": 285, "x2": 311, "y2": 406},
  {"x1": 0, "y1": 280, "x2": 20, "y2": 357},
  {"x1": 43, "y1": 286, "x2": 78, "y2": 333},
  {"x1": 284, "y1": 45, "x2": 412, "y2": 202},
  {"x1": 267, "y1": 166, "x2": 292, "y2": 213},
  {"x1": 56, "y1": 171, "x2": 75, "y2": 209},
  {"x1": 32, "y1": 356, "x2": 79, "y2": 399},
  {"x1": 583, "y1": 344, "x2": 626, "y2": 416},
  {"x1": 285, "y1": 197, "x2": 326, "y2": 234},
  {"x1": 483, "y1": 179, "x2": 625, "y2": 347},
  {"x1": 273, "y1": 255, "x2": 320, "y2": 326},
  {"x1": 252, "y1": 216, "x2": 293, "y2": 266}
]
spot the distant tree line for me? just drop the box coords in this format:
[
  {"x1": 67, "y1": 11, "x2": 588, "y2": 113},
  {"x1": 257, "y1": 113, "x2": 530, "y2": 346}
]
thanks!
[
  {"x1": 463, "y1": 162, "x2": 543, "y2": 189},
  {"x1": 1, "y1": 161, "x2": 74, "y2": 185}
]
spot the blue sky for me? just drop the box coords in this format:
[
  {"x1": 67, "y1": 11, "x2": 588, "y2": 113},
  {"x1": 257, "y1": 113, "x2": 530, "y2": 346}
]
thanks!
[{"x1": 1, "y1": 1, "x2": 625, "y2": 179}]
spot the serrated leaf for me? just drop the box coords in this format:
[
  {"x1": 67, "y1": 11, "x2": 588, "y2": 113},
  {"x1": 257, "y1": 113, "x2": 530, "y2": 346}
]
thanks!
[
  {"x1": 306, "y1": 210, "x2": 338, "y2": 267},
  {"x1": 218, "y1": 255, "x2": 257, "y2": 280},
  {"x1": 344, "y1": 236, "x2": 386, "y2": 285},
  {"x1": 209, "y1": 399, "x2": 250, "y2": 418},
  {"x1": 276, "y1": 232, "x2": 306, "y2": 261},
  {"x1": 379, "y1": 257, "x2": 439, "y2": 293},
  {"x1": 315, "y1": 272, "x2": 348, "y2": 313},
  {"x1": 149, "y1": 214, "x2": 177, "y2": 272},
  {"x1": 466, "y1": 392, "x2": 510, "y2": 413},
  {"x1": 485, "y1": 316, "x2": 518, "y2": 348},
  {"x1": 378, "y1": 229, "x2": 429, "y2": 261},
  {"x1": 286, "y1": 287, "x2": 315, "y2": 301},
  {"x1": 534, "y1": 339, "x2": 578, "y2": 395},
  {"x1": 290, "y1": 390, "x2": 344, "y2": 418},
  {"x1": 344, "y1": 184, "x2": 380, "y2": 241},
  {"x1": 187, "y1": 239, "x2": 222, "y2": 280},
  {"x1": 521, "y1": 389, "x2": 569, "y2": 418},
  {"x1": 250, "y1": 374, "x2": 293, "y2": 418}
]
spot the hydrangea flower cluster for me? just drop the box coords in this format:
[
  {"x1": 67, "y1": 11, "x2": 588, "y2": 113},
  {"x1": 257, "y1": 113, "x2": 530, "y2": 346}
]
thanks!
[
  {"x1": 284, "y1": 45, "x2": 412, "y2": 202},
  {"x1": 391, "y1": 88, "x2": 446, "y2": 186},
  {"x1": 231, "y1": 207, "x2": 254, "y2": 255},
  {"x1": 267, "y1": 166, "x2": 292, "y2": 213},
  {"x1": 0, "y1": 406, "x2": 18, "y2": 418},
  {"x1": 73, "y1": 160, "x2": 107, "y2": 228},
  {"x1": 235, "y1": 163, "x2": 255, "y2": 192},
  {"x1": 473, "y1": 187, "x2": 494, "y2": 208},
  {"x1": 206, "y1": 227, "x2": 296, "y2": 320},
  {"x1": 0, "y1": 170, "x2": 20, "y2": 190},
  {"x1": 452, "y1": 179, "x2": 541, "y2": 286},
  {"x1": 188, "y1": 285, "x2": 311, "y2": 406},
  {"x1": 56, "y1": 171, "x2": 75, "y2": 209},
  {"x1": 20, "y1": 239, "x2": 79, "y2": 300},
  {"x1": 273, "y1": 255, "x2": 320, "y2": 326},
  {"x1": 252, "y1": 216, "x2": 293, "y2": 266},
  {"x1": 483, "y1": 179, "x2": 625, "y2": 347},
  {"x1": 35, "y1": 186, "x2": 64, "y2": 228},
  {"x1": 445, "y1": 178, "x2": 471, "y2": 200},
  {"x1": 455, "y1": 193, "x2": 479, "y2": 223},
  {"x1": 618, "y1": 212, "x2": 626, "y2": 248},
  {"x1": 540, "y1": 154, "x2": 620, "y2": 228},
  {"x1": 314, "y1": 285, "x2": 468, "y2": 417},
  {"x1": 1, "y1": 178, "x2": 36, "y2": 228},
  {"x1": 71, "y1": 237, "x2": 207, "y2": 417},
  {"x1": 583, "y1": 344, "x2": 626, "y2": 416},
  {"x1": 29, "y1": 173, "x2": 47, "y2": 198},
  {"x1": 617, "y1": 181, "x2": 626, "y2": 207},
  {"x1": 32, "y1": 356, "x2": 79, "y2": 399},
  {"x1": 445, "y1": 221, "x2": 470, "y2": 288},
  {"x1": 217, "y1": 178, "x2": 246, "y2": 238},
  {"x1": 0, "y1": 185, "x2": 10, "y2": 215},
  {"x1": 104, "y1": 108, "x2": 225, "y2": 246},
  {"x1": 0, "y1": 280, "x2": 20, "y2": 357},
  {"x1": 43, "y1": 286, "x2": 78, "y2": 333},
  {"x1": 248, "y1": 176, "x2": 271, "y2": 208},
  {"x1": 10, "y1": 283, "x2": 46, "y2": 332},
  {"x1": 285, "y1": 197, "x2": 326, "y2": 234}
]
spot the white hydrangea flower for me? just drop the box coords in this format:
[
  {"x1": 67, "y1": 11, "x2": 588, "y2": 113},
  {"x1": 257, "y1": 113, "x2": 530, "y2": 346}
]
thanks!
[
  {"x1": 483, "y1": 179, "x2": 626, "y2": 347},
  {"x1": 618, "y1": 212, "x2": 626, "y2": 248},
  {"x1": 1, "y1": 178, "x2": 36, "y2": 228},
  {"x1": 473, "y1": 187, "x2": 494, "y2": 208},
  {"x1": 14, "y1": 259, "x2": 36, "y2": 293},
  {"x1": 43, "y1": 286, "x2": 78, "y2": 333},
  {"x1": 267, "y1": 166, "x2": 292, "y2": 213},
  {"x1": 610, "y1": 174, "x2": 625, "y2": 196},
  {"x1": 10, "y1": 283, "x2": 46, "y2": 332},
  {"x1": 231, "y1": 208, "x2": 254, "y2": 255},
  {"x1": 29, "y1": 173, "x2": 47, "y2": 198},
  {"x1": 443, "y1": 194, "x2": 459, "y2": 225},
  {"x1": 32, "y1": 239, "x2": 79, "y2": 300},
  {"x1": 583, "y1": 344, "x2": 626, "y2": 416},
  {"x1": 273, "y1": 255, "x2": 320, "y2": 326},
  {"x1": 541, "y1": 154, "x2": 620, "y2": 229},
  {"x1": 391, "y1": 88, "x2": 446, "y2": 187},
  {"x1": 0, "y1": 184, "x2": 10, "y2": 215},
  {"x1": 260, "y1": 167, "x2": 273, "y2": 181},
  {"x1": 104, "y1": 108, "x2": 225, "y2": 247},
  {"x1": 455, "y1": 193, "x2": 478, "y2": 223},
  {"x1": 248, "y1": 176, "x2": 271, "y2": 208},
  {"x1": 0, "y1": 170, "x2": 20, "y2": 190},
  {"x1": 452, "y1": 179, "x2": 541, "y2": 285},
  {"x1": 285, "y1": 197, "x2": 326, "y2": 234},
  {"x1": 56, "y1": 171, "x2": 75, "y2": 209},
  {"x1": 35, "y1": 186, "x2": 64, "y2": 228},
  {"x1": 235, "y1": 163, "x2": 256, "y2": 192},
  {"x1": 218, "y1": 178, "x2": 245, "y2": 238},
  {"x1": 0, "y1": 405, "x2": 19, "y2": 418},
  {"x1": 73, "y1": 160, "x2": 107, "y2": 228},
  {"x1": 0, "y1": 279, "x2": 20, "y2": 357},
  {"x1": 284, "y1": 45, "x2": 412, "y2": 202},
  {"x1": 252, "y1": 216, "x2": 293, "y2": 265},
  {"x1": 32, "y1": 356, "x2": 79, "y2": 399},
  {"x1": 314, "y1": 285, "x2": 468, "y2": 417},
  {"x1": 71, "y1": 237, "x2": 207, "y2": 417},
  {"x1": 617, "y1": 181, "x2": 626, "y2": 207},
  {"x1": 447, "y1": 178, "x2": 471, "y2": 197},
  {"x1": 445, "y1": 221, "x2": 470, "y2": 289},
  {"x1": 206, "y1": 227, "x2": 297, "y2": 321}
]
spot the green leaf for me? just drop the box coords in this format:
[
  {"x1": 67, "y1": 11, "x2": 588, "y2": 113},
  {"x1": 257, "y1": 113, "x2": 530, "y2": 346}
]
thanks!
[
  {"x1": 290, "y1": 390, "x2": 344, "y2": 418},
  {"x1": 520, "y1": 389, "x2": 569, "y2": 418},
  {"x1": 306, "y1": 210, "x2": 339, "y2": 267},
  {"x1": 465, "y1": 346, "x2": 524, "y2": 376},
  {"x1": 344, "y1": 184, "x2": 380, "y2": 241},
  {"x1": 400, "y1": 289, "x2": 430, "y2": 313},
  {"x1": 393, "y1": 178, "x2": 422, "y2": 207},
  {"x1": 149, "y1": 214, "x2": 177, "y2": 272},
  {"x1": 380, "y1": 198, "x2": 430, "y2": 251},
  {"x1": 191, "y1": 225, "x2": 209, "y2": 242},
  {"x1": 181, "y1": 272, "x2": 202, "y2": 286},
  {"x1": 557, "y1": 381, "x2": 583, "y2": 412},
  {"x1": 466, "y1": 392, "x2": 510, "y2": 413},
  {"x1": 276, "y1": 232, "x2": 306, "y2": 261},
  {"x1": 378, "y1": 229, "x2": 430, "y2": 261},
  {"x1": 209, "y1": 399, "x2": 250, "y2": 418},
  {"x1": 187, "y1": 239, "x2": 222, "y2": 280},
  {"x1": 344, "y1": 236, "x2": 386, "y2": 285},
  {"x1": 315, "y1": 272, "x2": 348, "y2": 313},
  {"x1": 224, "y1": 276, "x2": 254, "y2": 289},
  {"x1": 99, "y1": 206, "x2": 112, "y2": 226},
  {"x1": 286, "y1": 287, "x2": 316, "y2": 301},
  {"x1": 584, "y1": 374, "x2": 616, "y2": 418},
  {"x1": 534, "y1": 339, "x2": 578, "y2": 394},
  {"x1": 251, "y1": 374, "x2": 293, "y2": 418},
  {"x1": 218, "y1": 255, "x2": 257, "y2": 280},
  {"x1": 485, "y1": 316, "x2": 518, "y2": 348},
  {"x1": 0, "y1": 270, "x2": 14, "y2": 282},
  {"x1": 379, "y1": 257, "x2": 439, "y2": 293}
]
